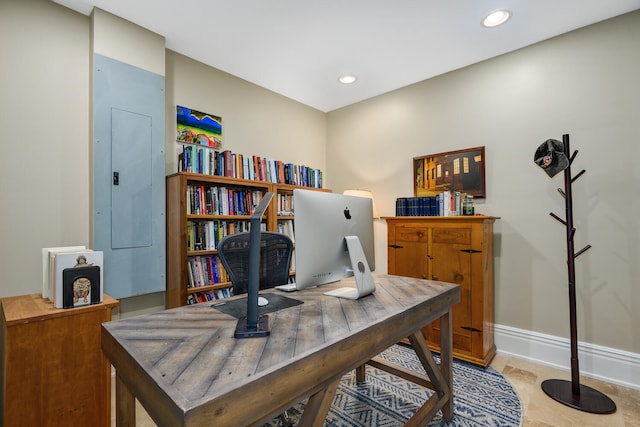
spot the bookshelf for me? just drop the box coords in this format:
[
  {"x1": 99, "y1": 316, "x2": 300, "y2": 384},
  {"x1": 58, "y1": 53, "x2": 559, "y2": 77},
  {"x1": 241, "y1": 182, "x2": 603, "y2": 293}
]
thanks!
[{"x1": 165, "y1": 172, "x2": 329, "y2": 308}]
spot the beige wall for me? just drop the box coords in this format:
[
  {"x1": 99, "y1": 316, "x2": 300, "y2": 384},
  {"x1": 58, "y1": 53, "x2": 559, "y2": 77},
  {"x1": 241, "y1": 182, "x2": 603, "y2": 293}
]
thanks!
[
  {"x1": 91, "y1": 8, "x2": 166, "y2": 76},
  {"x1": 0, "y1": 0, "x2": 90, "y2": 298},
  {"x1": 327, "y1": 11, "x2": 640, "y2": 354},
  {"x1": 164, "y1": 51, "x2": 327, "y2": 180}
]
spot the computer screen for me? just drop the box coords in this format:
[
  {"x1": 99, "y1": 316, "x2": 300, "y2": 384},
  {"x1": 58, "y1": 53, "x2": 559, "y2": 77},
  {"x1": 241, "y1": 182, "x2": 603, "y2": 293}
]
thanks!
[{"x1": 292, "y1": 189, "x2": 375, "y2": 292}]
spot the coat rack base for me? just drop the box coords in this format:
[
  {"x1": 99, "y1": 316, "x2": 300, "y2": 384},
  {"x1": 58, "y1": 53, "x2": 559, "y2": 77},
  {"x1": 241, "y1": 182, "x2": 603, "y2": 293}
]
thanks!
[{"x1": 541, "y1": 379, "x2": 616, "y2": 414}]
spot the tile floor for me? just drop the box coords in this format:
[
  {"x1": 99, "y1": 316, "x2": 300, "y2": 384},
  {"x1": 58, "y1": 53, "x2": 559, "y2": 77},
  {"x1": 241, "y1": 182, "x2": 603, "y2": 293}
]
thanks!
[
  {"x1": 112, "y1": 353, "x2": 640, "y2": 426},
  {"x1": 491, "y1": 354, "x2": 640, "y2": 427}
]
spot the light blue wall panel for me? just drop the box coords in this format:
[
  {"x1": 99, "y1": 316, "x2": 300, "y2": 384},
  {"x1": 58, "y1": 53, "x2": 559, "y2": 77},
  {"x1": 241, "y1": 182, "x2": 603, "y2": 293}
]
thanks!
[
  {"x1": 94, "y1": 54, "x2": 165, "y2": 298},
  {"x1": 111, "y1": 108, "x2": 152, "y2": 249}
]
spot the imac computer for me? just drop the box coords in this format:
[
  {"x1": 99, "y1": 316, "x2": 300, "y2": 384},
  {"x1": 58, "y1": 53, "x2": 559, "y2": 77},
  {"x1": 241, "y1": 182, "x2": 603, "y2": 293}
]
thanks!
[{"x1": 276, "y1": 189, "x2": 376, "y2": 299}]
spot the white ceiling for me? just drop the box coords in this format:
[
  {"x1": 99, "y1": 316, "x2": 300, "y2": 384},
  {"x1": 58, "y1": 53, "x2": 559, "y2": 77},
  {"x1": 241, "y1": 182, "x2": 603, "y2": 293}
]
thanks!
[{"x1": 54, "y1": 0, "x2": 640, "y2": 112}]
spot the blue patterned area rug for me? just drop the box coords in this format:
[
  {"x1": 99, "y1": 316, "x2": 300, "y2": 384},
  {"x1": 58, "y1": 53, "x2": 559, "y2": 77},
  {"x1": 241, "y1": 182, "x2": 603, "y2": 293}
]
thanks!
[{"x1": 265, "y1": 344, "x2": 523, "y2": 427}]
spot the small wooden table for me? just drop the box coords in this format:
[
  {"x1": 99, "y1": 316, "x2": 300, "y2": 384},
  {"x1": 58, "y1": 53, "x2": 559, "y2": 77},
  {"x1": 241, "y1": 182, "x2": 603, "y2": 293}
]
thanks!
[
  {"x1": 102, "y1": 274, "x2": 459, "y2": 426},
  {"x1": 1, "y1": 293, "x2": 119, "y2": 427}
]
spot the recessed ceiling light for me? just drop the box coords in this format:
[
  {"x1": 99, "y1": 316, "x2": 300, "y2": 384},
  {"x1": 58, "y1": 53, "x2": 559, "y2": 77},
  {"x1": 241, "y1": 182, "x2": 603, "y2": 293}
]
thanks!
[
  {"x1": 338, "y1": 74, "x2": 357, "y2": 84},
  {"x1": 482, "y1": 9, "x2": 511, "y2": 28}
]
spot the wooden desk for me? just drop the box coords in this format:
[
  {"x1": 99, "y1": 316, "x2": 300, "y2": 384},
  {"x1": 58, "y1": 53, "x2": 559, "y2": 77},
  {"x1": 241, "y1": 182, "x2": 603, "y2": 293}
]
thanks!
[
  {"x1": 0, "y1": 293, "x2": 119, "y2": 427},
  {"x1": 102, "y1": 275, "x2": 459, "y2": 426}
]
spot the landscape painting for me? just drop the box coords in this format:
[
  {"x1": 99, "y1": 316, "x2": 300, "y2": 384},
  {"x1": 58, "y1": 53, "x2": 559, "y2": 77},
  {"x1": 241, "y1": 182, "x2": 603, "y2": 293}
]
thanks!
[{"x1": 176, "y1": 105, "x2": 222, "y2": 149}]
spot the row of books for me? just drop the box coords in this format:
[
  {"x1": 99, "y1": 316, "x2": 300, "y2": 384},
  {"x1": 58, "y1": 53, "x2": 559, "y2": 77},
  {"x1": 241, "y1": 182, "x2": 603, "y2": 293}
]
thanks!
[
  {"x1": 187, "y1": 185, "x2": 297, "y2": 217},
  {"x1": 277, "y1": 219, "x2": 295, "y2": 242},
  {"x1": 277, "y1": 219, "x2": 296, "y2": 270},
  {"x1": 187, "y1": 220, "x2": 267, "y2": 251},
  {"x1": 187, "y1": 288, "x2": 231, "y2": 305},
  {"x1": 186, "y1": 221, "x2": 297, "y2": 302},
  {"x1": 179, "y1": 145, "x2": 324, "y2": 188},
  {"x1": 396, "y1": 191, "x2": 471, "y2": 216},
  {"x1": 187, "y1": 184, "x2": 263, "y2": 216},
  {"x1": 41, "y1": 246, "x2": 104, "y2": 309},
  {"x1": 277, "y1": 193, "x2": 294, "y2": 216},
  {"x1": 187, "y1": 255, "x2": 229, "y2": 288}
]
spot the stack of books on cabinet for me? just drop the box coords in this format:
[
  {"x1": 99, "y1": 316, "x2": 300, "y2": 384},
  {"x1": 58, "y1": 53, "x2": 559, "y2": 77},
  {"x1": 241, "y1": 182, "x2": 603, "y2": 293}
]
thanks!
[
  {"x1": 41, "y1": 246, "x2": 104, "y2": 309},
  {"x1": 396, "y1": 191, "x2": 472, "y2": 216},
  {"x1": 166, "y1": 171, "x2": 329, "y2": 308}
]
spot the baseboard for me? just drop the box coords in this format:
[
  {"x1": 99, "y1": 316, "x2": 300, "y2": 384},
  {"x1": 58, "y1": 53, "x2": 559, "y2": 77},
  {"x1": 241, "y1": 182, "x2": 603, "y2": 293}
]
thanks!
[{"x1": 495, "y1": 324, "x2": 640, "y2": 391}]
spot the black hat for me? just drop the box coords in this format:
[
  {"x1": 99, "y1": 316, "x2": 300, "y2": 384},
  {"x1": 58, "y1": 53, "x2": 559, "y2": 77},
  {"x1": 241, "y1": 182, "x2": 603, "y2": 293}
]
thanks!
[{"x1": 534, "y1": 139, "x2": 569, "y2": 177}]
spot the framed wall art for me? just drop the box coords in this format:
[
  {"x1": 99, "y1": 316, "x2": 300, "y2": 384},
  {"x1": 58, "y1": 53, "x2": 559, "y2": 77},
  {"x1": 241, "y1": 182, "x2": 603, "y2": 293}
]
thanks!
[
  {"x1": 176, "y1": 105, "x2": 223, "y2": 149},
  {"x1": 413, "y1": 146, "x2": 486, "y2": 198}
]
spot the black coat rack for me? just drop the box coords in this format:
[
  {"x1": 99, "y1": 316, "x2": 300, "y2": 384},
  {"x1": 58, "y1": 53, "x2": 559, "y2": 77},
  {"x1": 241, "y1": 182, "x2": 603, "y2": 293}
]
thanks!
[{"x1": 539, "y1": 134, "x2": 616, "y2": 414}]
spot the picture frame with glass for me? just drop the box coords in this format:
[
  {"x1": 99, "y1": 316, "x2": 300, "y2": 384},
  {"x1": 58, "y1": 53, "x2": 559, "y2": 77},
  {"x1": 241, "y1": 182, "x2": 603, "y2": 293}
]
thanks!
[{"x1": 413, "y1": 146, "x2": 486, "y2": 198}]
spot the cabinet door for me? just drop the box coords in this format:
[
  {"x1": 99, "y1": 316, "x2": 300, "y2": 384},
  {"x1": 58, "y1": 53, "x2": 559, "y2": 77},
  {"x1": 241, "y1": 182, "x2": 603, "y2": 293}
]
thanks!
[
  {"x1": 389, "y1": 226, "x2": 429, "y2": 279},
  {"x1": 426, "y1": 226, "x2": 474, "y2": 356}
]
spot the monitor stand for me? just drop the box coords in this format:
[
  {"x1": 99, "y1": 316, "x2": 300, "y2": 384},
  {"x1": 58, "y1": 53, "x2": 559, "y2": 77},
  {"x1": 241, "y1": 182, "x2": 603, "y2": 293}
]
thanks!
[{"x1": 324, "y1": 235, "x2": 376, "y2": 300}]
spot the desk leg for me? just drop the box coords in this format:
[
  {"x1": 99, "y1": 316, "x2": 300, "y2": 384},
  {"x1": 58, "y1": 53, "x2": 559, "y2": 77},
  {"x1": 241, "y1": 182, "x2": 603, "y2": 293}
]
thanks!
[
  {"x1": 298, "y1": 378, "x2": 340, "y2": 427},
  {"x1": 116, "y1": 373, "x2": 136, "y2": 427},
  {"x1": 407, "y1": 330, "x2": 450, "y2": 426},
  {"x1": 439, "y1": 309, "x2": 453, "y2": 421}
]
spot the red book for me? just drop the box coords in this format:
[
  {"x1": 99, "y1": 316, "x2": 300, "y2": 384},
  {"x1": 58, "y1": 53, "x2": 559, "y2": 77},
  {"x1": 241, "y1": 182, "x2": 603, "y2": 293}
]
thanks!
[
  {"x1": 277, "y1": 160, "x2": 285, "y2": 183},
  {"x1": 223, "y1": 150, "x2": 233, "y2": 177},
  {"x1": 206, "y1": 256, "x2": 215, "y2": 284},
  {"x1": 260, "y1": 158, "x2": 267, "y2": 181},
  {"x1": 247, "y1": 192, "x2": 253, "y2": 215}
]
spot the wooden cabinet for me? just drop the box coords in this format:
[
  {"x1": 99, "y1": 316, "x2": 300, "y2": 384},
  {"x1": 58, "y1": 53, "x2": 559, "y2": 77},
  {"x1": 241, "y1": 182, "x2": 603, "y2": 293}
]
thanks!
[
  {"x1": 0, "y1": 294, "x2": 119, "y2": 427},
  {"x1": 166, "y1": 172, "x2": 329, "y2": 308},
  {"x1": 385, "y1": 216, "x2": 498, "y2": 366}
]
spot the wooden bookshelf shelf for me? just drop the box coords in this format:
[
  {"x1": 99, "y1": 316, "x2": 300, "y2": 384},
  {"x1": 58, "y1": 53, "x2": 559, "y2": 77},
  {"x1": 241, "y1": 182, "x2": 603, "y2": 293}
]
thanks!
[
  {"x1": 166, "y1": 172, "x2": 330, "y2": 308},
  {"x1": 186, "y1": 283, "x2": 230, "y2": 294}
]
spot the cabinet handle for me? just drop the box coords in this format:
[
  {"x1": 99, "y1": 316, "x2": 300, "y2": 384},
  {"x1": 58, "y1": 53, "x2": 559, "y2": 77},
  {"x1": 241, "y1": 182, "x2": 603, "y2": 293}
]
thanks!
[
  {"x1": 388, "y1": 244, "x2": 403, "y2": 249},
  {"x1": 461, "y1": 326, "x2": 482, "y2": 333},
  {"x1": 460, "y1": 249, "x2": 482, "y2": 254}
]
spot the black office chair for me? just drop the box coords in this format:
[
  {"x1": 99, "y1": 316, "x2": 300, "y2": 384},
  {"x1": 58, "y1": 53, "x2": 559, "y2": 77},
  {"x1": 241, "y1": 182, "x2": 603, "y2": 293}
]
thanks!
[{"x1": 217, "y1": 231, "x2": 293, "y2": 296}]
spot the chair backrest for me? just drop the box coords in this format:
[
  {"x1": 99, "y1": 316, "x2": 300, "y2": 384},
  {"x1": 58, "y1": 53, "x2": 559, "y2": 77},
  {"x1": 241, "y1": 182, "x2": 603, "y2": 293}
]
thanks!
[{"x1": 217, "y1": 231, "x2": 293, "y2": 295}]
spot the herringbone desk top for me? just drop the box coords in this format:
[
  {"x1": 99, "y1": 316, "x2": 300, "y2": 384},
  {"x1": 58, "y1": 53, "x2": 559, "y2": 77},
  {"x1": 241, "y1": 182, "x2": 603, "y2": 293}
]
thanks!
[{"x1": 102, "y1": 274, "x2": 459, "y2": 426}]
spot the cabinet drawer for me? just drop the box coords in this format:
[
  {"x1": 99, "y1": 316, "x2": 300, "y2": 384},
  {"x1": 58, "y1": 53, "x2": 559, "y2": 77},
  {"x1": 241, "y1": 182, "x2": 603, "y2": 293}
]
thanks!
[
  {"x1": 432, "y1": 227, "x2": 471, "y2": 245},
  {"x1": 395, "y1": 227, "x2": 429, "y2": 242}
]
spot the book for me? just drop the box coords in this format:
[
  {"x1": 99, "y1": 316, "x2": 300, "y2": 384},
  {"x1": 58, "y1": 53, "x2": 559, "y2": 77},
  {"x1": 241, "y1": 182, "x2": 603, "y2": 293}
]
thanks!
[
  {"x1": 42, "y1": 246, "x2": 86, "y2": 301},
  {"x1": 223, "y1": 150, "x2": 234, "y2": 177},
  {"x1": 54, "y1": 250, "x2": 103, "y2": 309},
  {"x1": 62, "y1": 265, "x2": 101, "y2": 309}
]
